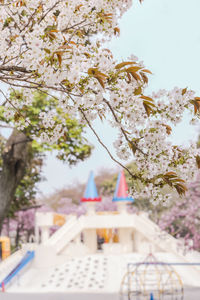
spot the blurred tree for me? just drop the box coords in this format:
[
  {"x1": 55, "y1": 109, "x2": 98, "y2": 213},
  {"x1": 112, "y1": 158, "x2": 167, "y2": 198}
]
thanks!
[
  {"x1": 158, "y1": 173, "x2": 200, "y2": 251},
  {"x1": 0, "y1": 91, "x2": 92, "y2": 228}
]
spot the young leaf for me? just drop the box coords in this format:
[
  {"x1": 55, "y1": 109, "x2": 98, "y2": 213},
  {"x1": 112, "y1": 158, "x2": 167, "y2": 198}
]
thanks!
[
  {"x1": 88, "y1": 68, "x2": 108, "y2": 88},
  {"x1": 96, "y1": 76, "x2": 105, "y2": 88},
  {"x1": 134, "y1": 86, "x2": 142, "y2": 95},
  {"x1": 142, "y1": 69, "x2": 152, "y2": 74},
  {"x1": 126, "y1": 66, "x2": 142, "y2": 73},
  {"x1": 128, "y1": 142, "x2": 137, "y2": 154},
  {"x1": 114, "y1": 27, "x2": 120, "y2": 35},
  {"x1": 182, "y1": 87, "x2": 187, "y2": 95},
  {"x1": 140, "y1": 72, "x2": 148, "y2": 84},
  {"x1": 130, "y1": 72, "x2": 141, "y2": 81},
  {"x1": 141, "y1": 95, "x2": 154, "y2": 102},
  {"x1": 115, "y1": 62, "x2": 136, "y2": 69},
  {"x1": 190, "y1": 99, "x2": 200, "y2": 114},
  {"x1": 163, "y1": 172, "x2": 187, "y2": 196},
  {"x1": 162, "y1": 124, "x2": 172, "y2": 135},
  {"x1": 175, "y1": 183, "x2": 188, "y2": 196}
]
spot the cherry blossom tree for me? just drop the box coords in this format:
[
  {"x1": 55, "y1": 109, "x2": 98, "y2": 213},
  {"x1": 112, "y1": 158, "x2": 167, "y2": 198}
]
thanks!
[
  {"x1": 55, "y1": 197, "x2": 86, "y2": 216},
  {"x1": 0, "y1": 0, "x2": 200, "y2": 209},
  {"x1": 2, "y1": 207, "x2": 36, "y2": 247}
]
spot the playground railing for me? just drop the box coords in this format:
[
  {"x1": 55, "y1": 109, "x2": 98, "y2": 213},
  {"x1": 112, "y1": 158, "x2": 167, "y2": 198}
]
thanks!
[{"x1": 45, "y1": 215, "x2": 77, "y2": 245}]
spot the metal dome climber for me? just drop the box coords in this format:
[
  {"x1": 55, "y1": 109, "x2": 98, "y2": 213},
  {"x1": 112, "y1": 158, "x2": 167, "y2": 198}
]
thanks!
[{"x1": 120, "y1": 253, "x2": 183, "y2": 300}]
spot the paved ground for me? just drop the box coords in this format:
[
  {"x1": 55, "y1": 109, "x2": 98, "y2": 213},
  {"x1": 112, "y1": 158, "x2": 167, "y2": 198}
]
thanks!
[
  {"x1": 1, "y1": 288, "x2": 200, "y2": 300},
  {"x1": 0, "y1": 292, "x2": 117, "y2": 300},
  {"x1": 184, "y1": 287, "x2": 200, "y2": 299}
]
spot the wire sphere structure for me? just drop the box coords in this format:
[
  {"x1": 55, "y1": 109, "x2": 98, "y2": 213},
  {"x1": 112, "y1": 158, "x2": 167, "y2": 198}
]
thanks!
[{"x1": 120, "y1": 253, "x2": 184, "y2": 300}]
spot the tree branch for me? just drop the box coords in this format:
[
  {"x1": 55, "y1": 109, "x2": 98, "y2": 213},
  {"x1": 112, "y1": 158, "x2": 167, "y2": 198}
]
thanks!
[
  {"x1": 61, "y1": 19, "x2": 87, "y2": 32},
  {"x1": 0, "y1": 66, "x2": 31, "y2": 73},
  {"x1": 78, "y1": 107, "x2": 138, "y2": 179},
  {"x1": 38, "y1": 0, "x2": 62, "y2": 24}
]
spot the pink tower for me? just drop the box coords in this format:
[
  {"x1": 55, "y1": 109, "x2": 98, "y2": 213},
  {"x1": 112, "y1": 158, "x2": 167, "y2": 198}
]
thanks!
[{"x1": 112, "y1": 170, "x2": 133, "y2": 213}]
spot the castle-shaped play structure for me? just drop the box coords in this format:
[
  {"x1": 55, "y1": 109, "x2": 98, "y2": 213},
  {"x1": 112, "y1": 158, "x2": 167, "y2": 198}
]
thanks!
[{"x1": 1, "y1": 171, "x2": 200, "y2": 299}]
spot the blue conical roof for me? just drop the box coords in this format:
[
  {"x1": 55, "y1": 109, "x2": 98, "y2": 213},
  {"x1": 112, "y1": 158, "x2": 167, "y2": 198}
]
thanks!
[{"x1": 81, "y1": 171, "x2": 101, "y2": 202}]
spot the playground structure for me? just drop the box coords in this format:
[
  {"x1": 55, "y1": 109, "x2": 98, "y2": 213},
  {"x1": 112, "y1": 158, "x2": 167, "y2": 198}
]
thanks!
[
  {"x1": 1, "y1": 171, "x2": 200, "y2": 298},
  {"x1": 0, "y1": 237, "x2": 10, "y2": 261},
  {"x1": 120, "y1": 253, "x2": 184, "y2": 300}
]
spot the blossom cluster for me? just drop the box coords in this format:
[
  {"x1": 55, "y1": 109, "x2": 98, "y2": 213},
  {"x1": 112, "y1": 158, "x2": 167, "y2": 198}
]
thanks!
[{"x1": 0, "y1": 0, "x2": 200, "y2": 204}]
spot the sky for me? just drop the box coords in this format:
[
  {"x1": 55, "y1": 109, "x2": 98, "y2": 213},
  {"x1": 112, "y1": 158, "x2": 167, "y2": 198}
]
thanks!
[{"x1": 38, "y1": 0, "x2": 200, "y2": 197}]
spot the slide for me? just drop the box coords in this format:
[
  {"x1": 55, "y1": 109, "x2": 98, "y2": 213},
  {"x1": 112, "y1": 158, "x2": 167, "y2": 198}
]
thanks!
[
  {"x1": 133, "y1": 214, "x2": 200, "y2": 265},
  {"x1": 0, "y1": 251, "x2": 34, "y2": 288},
  {"x1": 133, "y1": 214, "x2": 179, "y2": 252},
  {"x1": 0, "y1": 249, "x2": 23, "y2": 283},
  {"x1": 129, "y1": 214, "x2": 200, "y2": 286},
  {"x1": 44, "y1": 216, "x2": 84, "y2": 254}
]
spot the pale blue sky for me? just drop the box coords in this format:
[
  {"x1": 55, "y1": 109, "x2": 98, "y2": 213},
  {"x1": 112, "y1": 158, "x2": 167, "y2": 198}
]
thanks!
[{"x1": 38, "y1": 0, "x2": 200, "y2": 197}]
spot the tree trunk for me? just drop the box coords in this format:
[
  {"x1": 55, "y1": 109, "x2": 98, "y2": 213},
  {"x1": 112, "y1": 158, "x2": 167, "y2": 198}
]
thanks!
[
  {"x1": 15, "y1": 224, "x2": 21, "y2": 249},
  {"x1": 0, "y1": 129, "x2": 30, "y2": 229}
]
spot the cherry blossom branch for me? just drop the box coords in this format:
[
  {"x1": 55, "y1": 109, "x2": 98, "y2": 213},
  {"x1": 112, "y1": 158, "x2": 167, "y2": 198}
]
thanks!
[
  {"x1": 38, "y1": 1, "x2": 62, "y2": 24},
  {"x1": 78, "y1": 106, "x2": 138, "y2": 179},
  {"x1": 61, "y1": 19, "x2": 87, "y2": 32},
  {"x1": 20, "y1": 6, "x2": 39, "y2": 32},
  {"x1": 0, "y1": 89, "x2": 33, "y2": 127},
  {"x1": 103, "y1": 98, "x2": 146, "y2": 156},
  {"x1": 0, "y1": 77, "x2": 83, "y2": 98},
  {"x1": 1, "y1": 50, "x2": 28, "y2": 66},
  {"x1": 0, "y1": 66, "x2": 31, "y2": 73}
]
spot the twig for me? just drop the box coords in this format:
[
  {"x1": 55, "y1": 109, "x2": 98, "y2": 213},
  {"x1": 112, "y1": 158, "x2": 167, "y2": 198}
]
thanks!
[
  {"x1": 38, "y1": 0, "x2": 62, "y2": 24},
  {"x1": 61, "y1": 19, "x2": 87, "y2": 32}
]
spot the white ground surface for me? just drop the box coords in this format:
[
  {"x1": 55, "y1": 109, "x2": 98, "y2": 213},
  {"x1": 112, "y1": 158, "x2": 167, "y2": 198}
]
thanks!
[
  {"x1": 1, "y1": 288, "x2": 200, "y2": 300},
  {"x1": 4, "y1": 252, "x2": 200, "y2": 294}
]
